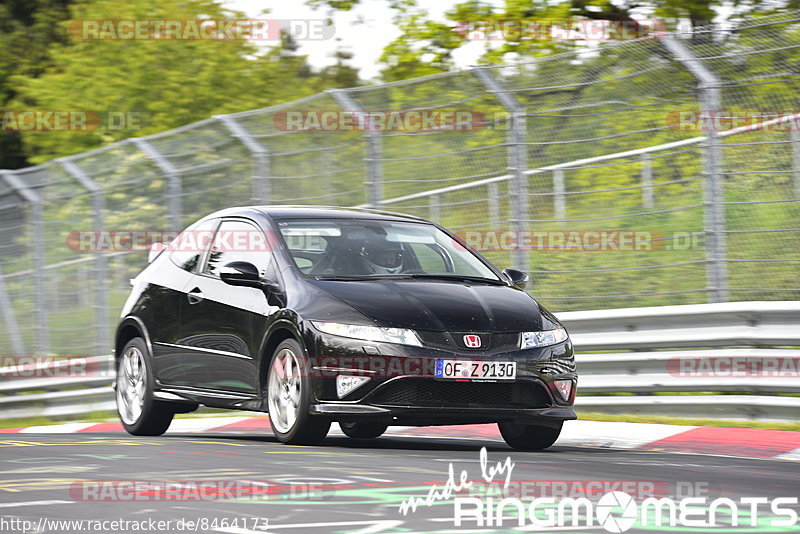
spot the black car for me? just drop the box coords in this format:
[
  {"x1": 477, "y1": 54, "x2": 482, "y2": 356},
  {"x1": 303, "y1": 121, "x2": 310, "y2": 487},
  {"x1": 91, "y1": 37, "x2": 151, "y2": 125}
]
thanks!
[{"x1": 114, "y1": 206, "x2": 577, "y2": 450}]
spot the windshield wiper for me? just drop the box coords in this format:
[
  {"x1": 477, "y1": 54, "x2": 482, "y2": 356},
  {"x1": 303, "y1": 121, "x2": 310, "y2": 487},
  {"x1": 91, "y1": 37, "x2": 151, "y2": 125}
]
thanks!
[
  {"x1": 379, "y1": 274, "x2": 506, "y2": 285},
  {"x1": 313, "y1": 275, "x2": 376, "y2": 281}
]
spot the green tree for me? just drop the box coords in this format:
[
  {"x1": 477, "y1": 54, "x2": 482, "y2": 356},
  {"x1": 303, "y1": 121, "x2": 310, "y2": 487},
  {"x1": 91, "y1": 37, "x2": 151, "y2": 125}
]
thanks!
[
  {"x1": 9, "y1": 0, "x2": 359, "y2": 164},
  {"x1": 0, "y1": 0, "x2": 73, "y2": 168}
]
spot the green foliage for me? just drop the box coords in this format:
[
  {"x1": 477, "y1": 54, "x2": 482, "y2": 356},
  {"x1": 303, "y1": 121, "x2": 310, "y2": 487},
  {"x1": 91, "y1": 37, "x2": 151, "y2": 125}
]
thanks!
[{"x1": 7, "y1": 0, "x2": 360, "y2": 164}]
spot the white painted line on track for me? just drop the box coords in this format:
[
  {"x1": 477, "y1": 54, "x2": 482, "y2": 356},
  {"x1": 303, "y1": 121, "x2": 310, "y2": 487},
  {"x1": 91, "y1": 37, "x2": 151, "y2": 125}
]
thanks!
[
  {"x1": 775, "y1": 447, "x2": 800, "y2": 461},
  {"x1": 559, "y1": 420, "x2": 697, "y2": 449},
  {"x1": 19, "y1": 422, "x2": 97, "y2": 433},
  {"x1": 165, "y1": 417, "x2": 252, "y2": 433},
  {"x1": 0, "y1": 500, "x2": 74, "y2": 508}
]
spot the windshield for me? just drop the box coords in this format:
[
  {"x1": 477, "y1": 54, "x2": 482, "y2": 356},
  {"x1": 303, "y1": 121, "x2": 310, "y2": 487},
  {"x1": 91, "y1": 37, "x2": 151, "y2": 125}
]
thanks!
[{"x1": 276, "y1": 218, "x2": 501, "y2": 282}]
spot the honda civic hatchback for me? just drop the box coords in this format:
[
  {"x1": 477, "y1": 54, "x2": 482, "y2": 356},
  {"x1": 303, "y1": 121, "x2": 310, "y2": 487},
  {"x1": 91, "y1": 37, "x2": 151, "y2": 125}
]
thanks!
[{"x1": 114, "y1": 206, "x2": 577, "y2": 449}]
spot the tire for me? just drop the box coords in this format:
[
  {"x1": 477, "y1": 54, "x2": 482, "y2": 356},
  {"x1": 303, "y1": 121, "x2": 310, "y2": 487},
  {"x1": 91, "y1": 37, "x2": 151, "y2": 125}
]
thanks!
[
  {"x1": 116, "y1": 337, "x2": 174, "y2": 436},
  {"x1": 267, "y1": 339, "x2": 330, "y2": 445},
  {"x1": 498, "y1": 421, "x2": 563, "y2": 451},
  {"x1": 339, "y1": 421, "x2": 388, "y2": 439}
]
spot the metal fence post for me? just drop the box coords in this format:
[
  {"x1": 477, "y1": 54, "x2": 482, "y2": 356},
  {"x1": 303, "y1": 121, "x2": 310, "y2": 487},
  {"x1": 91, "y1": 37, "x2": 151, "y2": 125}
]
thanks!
[
  {"x1": 791, "y1": 128, "x2": 800, "y2": 199},
  {"x1": 216, "y1": 115, "x2": 270, "y2": 204},
  {"x1": 0, "y1": 266, "x2": 24, "y2": 354},
  {"x1": 663, "y1": 36, "x2": 728, "y2": 303},
  {"x1": 1, "y1": 170, "x2": 48, "y2": 355},
  {"x1": 430, "y1": 194, "x2": 441, "y2": 222},
  {"x1": 487, "y1": 182, "x2": 501, "y2": 228},
  {"x1": 328, "y1": 89, "x2": 383, "y2": 208},
  {"x1": 132, "y1": 138, "x2": 183, "y2": 230},
  {"x1": 553, "y1": 170, "x2": 566, "y2": 221},
  {"x1": 60, "y1": 158, "x2": 109, "y2": 356},
  {"x1": 641, "y1": 154, "x2": 654, "y2": 209},
  {"x1": 473, "y1": 67, "x2": 529, "y2": 272}
]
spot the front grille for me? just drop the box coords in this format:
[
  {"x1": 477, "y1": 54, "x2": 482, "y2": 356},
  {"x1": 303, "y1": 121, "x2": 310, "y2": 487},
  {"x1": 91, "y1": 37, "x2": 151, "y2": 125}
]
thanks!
[
  {"x1": 370, "y1": 378, "x2": 551, "y2": 408},
  {"x1": 414, "y1": 331, "x2": 521, "y2": 352}
]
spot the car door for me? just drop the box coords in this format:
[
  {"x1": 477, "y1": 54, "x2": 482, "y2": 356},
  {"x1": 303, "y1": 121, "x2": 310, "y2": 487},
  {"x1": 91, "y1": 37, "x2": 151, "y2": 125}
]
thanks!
[
  {"x1": 150, "y1": 217, "x2": 219, "y2": 388},
  {"x1": 179, "y1": 218, "x2": 281, "y2": 393}
]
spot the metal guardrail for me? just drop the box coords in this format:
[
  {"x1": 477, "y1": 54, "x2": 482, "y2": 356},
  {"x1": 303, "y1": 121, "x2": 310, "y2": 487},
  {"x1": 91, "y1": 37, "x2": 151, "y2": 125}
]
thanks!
[{"x1": 0, "y1": 302, "x2": 797, "y2": 422}]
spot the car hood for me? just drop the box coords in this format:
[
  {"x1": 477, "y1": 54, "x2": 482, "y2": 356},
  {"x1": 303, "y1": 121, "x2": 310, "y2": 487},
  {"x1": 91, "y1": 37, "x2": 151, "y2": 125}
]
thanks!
[{"x1": 307, "y1": 279, "x2": 555, "y2": 333}]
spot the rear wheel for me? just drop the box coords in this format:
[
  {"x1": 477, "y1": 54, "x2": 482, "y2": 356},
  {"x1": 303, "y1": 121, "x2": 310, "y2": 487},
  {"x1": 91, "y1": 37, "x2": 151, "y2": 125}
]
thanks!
[
  {"x1": 116, "y1": 337, "x2": 174, "y2": 436},
  {"x1": 267, "y1": 339, "x2": 330, "y2": 445},
  {"x1": 498, "y1": 421, "x2": 563, "y2": 451},
  {"x1": 339, "y1": 421, "x2": 388, "y2": 439}
]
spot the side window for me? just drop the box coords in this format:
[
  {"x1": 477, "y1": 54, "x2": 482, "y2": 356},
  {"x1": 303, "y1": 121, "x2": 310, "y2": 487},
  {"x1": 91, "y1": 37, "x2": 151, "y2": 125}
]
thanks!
[
  {"x1": 203, "y1": 219, "x2": 275, "y2": 279},
  {"x1": 170, "y1": 219, "x2": 218, "y2": 272}
]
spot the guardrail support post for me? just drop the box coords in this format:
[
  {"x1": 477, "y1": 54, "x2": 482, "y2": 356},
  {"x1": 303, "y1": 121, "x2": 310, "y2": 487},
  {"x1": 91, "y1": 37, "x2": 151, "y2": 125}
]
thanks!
[
  {"x1": 60, "y1": 158, "x2": 109, "y2": 356},
  {"x1": 641, "y1": 154, "x2": 654, "y2": 209},
  {"x1": 1, "y1": 170, "x2": 48, "y2": 355},
  {"x1": 473, "y1": 67, "x2": 529, "y2": 272},
  {"x1": 328, "y1": 89, "x2": 383, "y2": 207},
  {"x1": 216, "y1": 115, "x2": 271, "y2": 203},
  {"x1": 663, "y1": 36, "x2": 728, "y2": 302},
  {"x1": 132, "y1": 138, "x2": 183, "y2": 230}
]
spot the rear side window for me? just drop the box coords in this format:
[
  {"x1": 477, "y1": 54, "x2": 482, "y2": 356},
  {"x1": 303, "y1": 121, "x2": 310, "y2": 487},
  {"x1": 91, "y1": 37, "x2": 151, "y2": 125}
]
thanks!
[
  {"x1": 202, "y1": 219, "x2": 276, "y2": 279},
  {"x1": 170, "y1": 219, "x2": 219, "y2": 272}
]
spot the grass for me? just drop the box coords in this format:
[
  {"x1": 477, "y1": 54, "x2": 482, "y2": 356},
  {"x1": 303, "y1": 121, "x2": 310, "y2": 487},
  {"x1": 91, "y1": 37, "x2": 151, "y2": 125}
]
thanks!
[{"x1": 577, "y1": 411, "x2": 800, "y2": 432}]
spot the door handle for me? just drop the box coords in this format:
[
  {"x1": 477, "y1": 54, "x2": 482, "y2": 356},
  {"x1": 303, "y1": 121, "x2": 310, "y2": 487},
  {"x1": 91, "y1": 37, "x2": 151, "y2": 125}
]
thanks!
[{"x1": 187, "y1": 287, "x2": 204, "y2": 305}]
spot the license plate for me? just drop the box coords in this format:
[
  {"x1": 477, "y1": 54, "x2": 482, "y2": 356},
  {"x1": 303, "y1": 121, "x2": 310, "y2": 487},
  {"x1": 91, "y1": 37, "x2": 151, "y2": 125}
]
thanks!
[{"x1": 435, "y1": 360, "x2": 516, "y2": 381}]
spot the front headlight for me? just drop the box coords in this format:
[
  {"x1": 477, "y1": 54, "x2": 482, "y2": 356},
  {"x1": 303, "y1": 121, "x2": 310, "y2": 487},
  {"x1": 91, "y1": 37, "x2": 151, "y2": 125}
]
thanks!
[
  {"x1": 520, "y1": 328, "x2": 569, "y2": 349},
  {"x1": 311, "y1": 321, "x2": 422, "y2": 347}
]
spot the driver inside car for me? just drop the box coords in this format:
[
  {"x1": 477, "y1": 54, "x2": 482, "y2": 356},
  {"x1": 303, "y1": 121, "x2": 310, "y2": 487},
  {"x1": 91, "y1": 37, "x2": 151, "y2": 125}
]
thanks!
[{"x1": 359, "y1": 241, "x2": 405, "y2": 275}]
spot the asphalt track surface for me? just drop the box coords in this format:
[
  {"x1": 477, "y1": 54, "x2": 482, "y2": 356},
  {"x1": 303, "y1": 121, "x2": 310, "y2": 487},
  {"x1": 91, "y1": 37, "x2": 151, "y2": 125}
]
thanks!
[{"x1": 0, "y1": 429, "x2": 798, "y2": 534}]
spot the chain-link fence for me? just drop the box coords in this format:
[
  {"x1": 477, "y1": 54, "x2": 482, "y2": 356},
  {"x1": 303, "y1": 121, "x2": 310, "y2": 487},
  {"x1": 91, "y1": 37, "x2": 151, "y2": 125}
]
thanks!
[{"x1": 1, "y1": 13, "x2": 799, "y2": 357}]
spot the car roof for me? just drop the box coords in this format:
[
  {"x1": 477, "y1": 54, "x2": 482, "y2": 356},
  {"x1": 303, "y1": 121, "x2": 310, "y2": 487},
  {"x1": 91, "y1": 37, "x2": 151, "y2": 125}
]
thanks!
[{"x1": 207, "y1": 205, "x2": 431, "y2": 223}]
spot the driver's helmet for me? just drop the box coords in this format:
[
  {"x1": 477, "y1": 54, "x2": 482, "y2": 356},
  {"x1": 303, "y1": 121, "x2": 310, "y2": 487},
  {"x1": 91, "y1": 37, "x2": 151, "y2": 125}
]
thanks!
[{"x1": 360, "y1": 241, "x2": 404, "y2": 275}]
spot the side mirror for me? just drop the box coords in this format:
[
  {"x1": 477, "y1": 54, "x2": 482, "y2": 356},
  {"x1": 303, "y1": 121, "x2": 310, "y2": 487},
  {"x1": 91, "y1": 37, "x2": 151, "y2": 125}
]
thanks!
[
  {"x1": 502, "y1": 267, "x2": 529, "y2": 289},
  {"x1": 220, "y1": 261, "x2": 280, "y2": 292}
]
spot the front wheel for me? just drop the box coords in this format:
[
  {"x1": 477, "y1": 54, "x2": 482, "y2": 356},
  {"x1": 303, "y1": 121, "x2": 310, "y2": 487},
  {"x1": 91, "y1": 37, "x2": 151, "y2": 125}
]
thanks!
[
  {"x1": 116, "y1": 337, "x2": 174, "y2": 436},
  {"x1": 498, "y1": 421, "x2": 563, "y2": 451},
  {"x1": 267, "y1": 339, "x2": 330, "y2": 445},
  {"x1": 339, "y1": 421, "x2": 388, "y2": 439}
]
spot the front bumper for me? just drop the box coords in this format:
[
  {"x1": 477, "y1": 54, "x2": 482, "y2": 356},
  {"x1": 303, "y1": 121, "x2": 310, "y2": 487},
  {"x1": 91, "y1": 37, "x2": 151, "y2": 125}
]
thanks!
[{"x1": 301, "y1": 328, "x2": 578, "y2": 425}]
